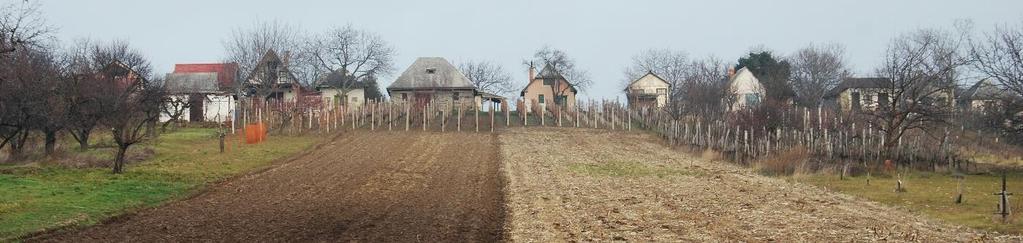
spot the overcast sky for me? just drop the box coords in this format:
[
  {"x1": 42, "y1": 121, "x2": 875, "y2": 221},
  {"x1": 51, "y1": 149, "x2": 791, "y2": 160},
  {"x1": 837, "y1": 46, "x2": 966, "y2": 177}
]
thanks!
[{"x1": 37, "y1": 0, "x2": 1023, "y2": 100}]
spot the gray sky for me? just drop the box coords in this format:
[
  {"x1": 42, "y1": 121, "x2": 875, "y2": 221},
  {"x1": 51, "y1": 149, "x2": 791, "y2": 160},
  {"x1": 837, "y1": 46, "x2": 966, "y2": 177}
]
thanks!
[{"x1": 38, "y1": 0, "x2": 1023, "y2": 99}]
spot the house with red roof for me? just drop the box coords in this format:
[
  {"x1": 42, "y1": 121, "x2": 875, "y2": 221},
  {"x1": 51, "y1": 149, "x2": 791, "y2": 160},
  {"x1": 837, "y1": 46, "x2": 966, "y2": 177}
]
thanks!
[{"x1": 162, "y1": 62, "x2": 240, "y2": 123}]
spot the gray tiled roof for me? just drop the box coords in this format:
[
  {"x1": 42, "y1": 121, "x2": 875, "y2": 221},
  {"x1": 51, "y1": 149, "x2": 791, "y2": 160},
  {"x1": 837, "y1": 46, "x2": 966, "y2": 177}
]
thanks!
[
  {"x1": 165, "y1": 72, "x2": 220, "y2": 93},
  {"x1": 964, "y1": 78, "x2": 1010, "y2": 100},
  {"x1": 824, "y1": 77, "x2": 891, "y2": 98},
  {"x1": 387, "y1": 57, "x2": 475, "y2": 90}
]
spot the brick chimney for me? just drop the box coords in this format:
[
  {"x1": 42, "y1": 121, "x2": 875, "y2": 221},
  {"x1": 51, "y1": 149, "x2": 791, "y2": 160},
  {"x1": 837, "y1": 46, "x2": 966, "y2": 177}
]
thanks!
[
  {"x1": 727, "y1": 66, "x2": 736, "y2": 80},
  {"x1": 528, "y1": 63, "x2": 536, "y2": 82}
]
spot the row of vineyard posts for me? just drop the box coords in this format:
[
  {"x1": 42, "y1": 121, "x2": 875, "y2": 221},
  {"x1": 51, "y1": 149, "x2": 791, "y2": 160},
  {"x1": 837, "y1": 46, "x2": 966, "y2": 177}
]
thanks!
[{"x1": 235, "y1": 96, "x2": 972, "y2": 171}]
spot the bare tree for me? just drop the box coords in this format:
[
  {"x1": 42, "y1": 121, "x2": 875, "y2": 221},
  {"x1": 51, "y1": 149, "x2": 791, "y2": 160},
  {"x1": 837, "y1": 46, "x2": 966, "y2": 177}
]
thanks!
[
  {"x1": 970, "y1": 21, "x2": 1023, "y2": 97},
  {"x1": 622, "y1": 48, "x2": 690, "y2": 102},
  {"x1": 223, "y1": 20, "x2": 313, "y2": 86},
  {"x1": 0, "y1": 47, "x2": 51, "y2": 158},
  {"x1": 683, "y1": 56, "x2": 731, "y2": 116},
  {"x1": 0, "y1": 0, "x2": 51, "y2": 54},
  {"x1": 789, "y1": 42, "x2": 852, "y2": 107},
  {"x1": 869, "y1": 26, "x2": 969, "y2": 158},
  {"x1": 304, "y1": 24, "x2": 395, "y2": 104},
  {"x1": 160, "y1": 96, "x2": 190, "y2": 132},
  {"x1": 458, "y1": 60, "x2": 513, "y2": 96},
  {"x1": 527, "y1": 45, "x2": 592, "y2": 91},
  {"x1": 61, "y1": 39, "x2": 99, "y2": 150},
  {"x1": 89, "y1": 41, "x2": 160, "y2": 173}
]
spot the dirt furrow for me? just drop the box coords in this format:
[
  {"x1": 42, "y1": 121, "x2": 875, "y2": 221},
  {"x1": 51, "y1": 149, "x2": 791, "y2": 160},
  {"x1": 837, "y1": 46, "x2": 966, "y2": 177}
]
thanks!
[{"x1": 30, "y1": 131, "x2": 504, "y2": 242}]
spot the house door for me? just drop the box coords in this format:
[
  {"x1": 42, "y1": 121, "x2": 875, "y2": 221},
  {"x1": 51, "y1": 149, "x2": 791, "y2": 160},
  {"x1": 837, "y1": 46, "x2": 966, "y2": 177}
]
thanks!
[
  {"x1": 413, "y1": 93, "x2": 432, "y2": 110},
  {"x1": 188, "y1": 94, "x2": 205, "y2": 122}
]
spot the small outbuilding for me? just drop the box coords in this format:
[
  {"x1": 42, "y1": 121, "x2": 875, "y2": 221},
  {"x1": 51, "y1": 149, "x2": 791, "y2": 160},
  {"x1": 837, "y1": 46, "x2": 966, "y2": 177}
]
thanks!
[
  {"x1": 162, "y1": 63, "x2": 239, "y2": 122},
  {"x1": 624, "y1": 71, "x2": 670, "y2": 109}
]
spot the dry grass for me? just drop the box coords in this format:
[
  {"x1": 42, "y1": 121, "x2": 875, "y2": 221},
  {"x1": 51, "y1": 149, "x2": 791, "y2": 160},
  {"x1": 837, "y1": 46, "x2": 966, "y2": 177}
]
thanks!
[
  {"x1": 499, "y1": 128, "x2": 1020, "y2": 242},
  {"x1": 753, "y1": 146, "x2": 811, "y2": 176}
]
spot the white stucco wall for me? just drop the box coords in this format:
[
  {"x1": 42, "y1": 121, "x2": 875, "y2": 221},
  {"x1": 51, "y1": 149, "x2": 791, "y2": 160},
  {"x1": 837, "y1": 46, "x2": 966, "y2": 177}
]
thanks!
[
  {"x1": 159, "y1": 94, "x2": 235, "y2": 123},
  {"x1": 729, "y1": 68, "x2": 766, "y2": 111},
  {"x1": 627, "y1": 74, "x2": 671, "y2": 108},
  {"x1": 320, "y1": 88, "x2": 366, "y2": 108}
]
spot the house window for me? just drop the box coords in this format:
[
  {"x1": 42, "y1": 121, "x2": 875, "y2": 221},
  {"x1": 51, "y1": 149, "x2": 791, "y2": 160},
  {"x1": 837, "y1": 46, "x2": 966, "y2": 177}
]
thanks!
[
  {"x1": 452, "y1": 92, "x2": 460, "y2": 100},
  {"x1": 543, "y1": 78, "x2": 554, "y2": 86},
  {"x1": 352, "y1": 97, "x2": 358, "y2": 103},
  {"x1": 426, "y1": 68, "x2": 437, "y2": 74},
  {"x1": 538, "y1": 94, "x2": 546, "y2": 104},
  {"x1": 656, "y1": 88, "x2": 667, "y2": 95},
  {"x1": 745, "y1": 93, "x2": 760, "y2": 106},
  {"x1": 401, "y1": 93, "x2": 408, "y2": 100}
]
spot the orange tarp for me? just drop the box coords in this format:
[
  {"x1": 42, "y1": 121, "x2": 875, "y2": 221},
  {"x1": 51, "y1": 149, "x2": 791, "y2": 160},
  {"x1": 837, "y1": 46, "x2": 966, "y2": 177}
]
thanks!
[{"x1": 244, "y1": 122, "x2": 267, "y2": 144}]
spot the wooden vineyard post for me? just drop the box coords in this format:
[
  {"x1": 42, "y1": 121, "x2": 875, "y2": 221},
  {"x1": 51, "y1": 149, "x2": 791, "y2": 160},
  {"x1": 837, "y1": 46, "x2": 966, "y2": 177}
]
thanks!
[
  {"x1": 371, "y1": 102, "x2": 375, "y2": 131},
  {"x1": 388, "y1": 103, "x2": 393, "y2": 131},
  {"x1": 558, "y1": 106, "x2": 563, "y2": 127},
  {"x1": 611, "y1": 105, "x2": 616, "y2": 130},
  {"x1": 621, "y1": 107, "x2": 630, "y2": 130},
  {"x1": 491, "y1": 102, "x2": 495, "y2": 132},
  {"x1": 540, "y1": 105, "x2": 545, "y2": 126},
  {"x1": 954, "y1": 174, "x2": 964, "y2": 204},
  {"x1": 575, "y1": 104, "x2": 579, "y2": 128},
  {"x1": 994, "y1": 173, "x2": 1013, "y2": 221},
  {"x1": 458, "y1": 101, "x2": 463, "y2": 132},
  {"x1": 405, "y1": 103, "x2": 410, "y2": 131},
  {"x1": 504, "y1": 101, "x2": 510, "y2": 127},
  {"x1": 475, "y1": 100, "x2": 480, "y2": 133},
  {"x1": 442, "y1": 109, "x2": 446, "y2": 132},
  {"x1": 423, "y1": 103, "x2": 427, "y2": 131}
]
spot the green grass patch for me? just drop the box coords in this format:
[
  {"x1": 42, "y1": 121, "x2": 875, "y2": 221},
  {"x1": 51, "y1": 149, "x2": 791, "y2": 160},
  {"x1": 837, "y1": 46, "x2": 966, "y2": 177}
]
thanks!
[
  {"x1": 0, "y1": 128, "x2": 322, "y2": 240},
  {"x1": 568, "y1": 161, "x2": 697, "y2": 178},
  {"x1": 795, "y1": 172, "x2": 1023, "y2": 234}
]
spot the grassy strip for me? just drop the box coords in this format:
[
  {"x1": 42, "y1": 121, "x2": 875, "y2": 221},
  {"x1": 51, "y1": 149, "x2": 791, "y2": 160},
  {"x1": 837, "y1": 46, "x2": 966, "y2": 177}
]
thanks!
[
  {"x1": 794, "y1": 172, "x2": 1023, "y2": 234},
  {"x1": 0, "y1": 128, "x2": 321, "y2": 240}
]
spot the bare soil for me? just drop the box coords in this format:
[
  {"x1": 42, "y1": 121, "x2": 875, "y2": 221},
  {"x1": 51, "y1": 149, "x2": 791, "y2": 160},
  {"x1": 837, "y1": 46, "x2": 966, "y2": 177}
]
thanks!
[
  {"x1": 29, "y1": 131, "x2": 505, "y2": 242},
  {"x1": 500, "y1": 128, "x2": 1019, "y2": 242}
]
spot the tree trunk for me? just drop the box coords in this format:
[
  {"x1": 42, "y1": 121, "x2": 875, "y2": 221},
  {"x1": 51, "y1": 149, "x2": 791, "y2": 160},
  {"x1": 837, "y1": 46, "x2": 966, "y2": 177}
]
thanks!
[
  {"x1": 71, "y1": 128, "x2": 91, "y2": 150},
  {"x1": 113, "y1": 145, "x2": 128, "y2": 174},
  {"x1": 9, "y1": 131, "x2": 28, "y2": 160},
  {"x1": 146, "y1": 120, "x2": 157, "y2": 137},
  {"x1": 44, "y1": 130, "x2": 57, "y2": 155}
]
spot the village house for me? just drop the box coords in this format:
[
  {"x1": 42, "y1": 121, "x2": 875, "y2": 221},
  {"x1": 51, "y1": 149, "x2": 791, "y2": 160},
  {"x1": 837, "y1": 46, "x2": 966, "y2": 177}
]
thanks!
[
  {"x1": 314, "y1": 71, "x2": 366, "y2": 108},
  {"x1": 961, "y1": 78, "x2": 1015, "y2": 113},
  {"x1": 162, "y1": 63, "x2": 239, "y2": 122},
  {"x1": 243, "y1": 50, "x2": 307, "y2": 101},
  {"x1": 727, "y1": 67, "x2": 765, "y2": 111},
  {"x1": 824, "y1": 77, "x2": 956, "y2": 112},
  {"x1": 386, "y1": 57, "x2": 477, "y2": 111},
  {"x1": 823, "y1": 77, "x2": 891, "y2": 112},
  {"x1": 624, "y1": 71, "x2": 670, "y2": 109},
  {"x1": 520, "y1": 63, "x2": 578, "y2": 112}
]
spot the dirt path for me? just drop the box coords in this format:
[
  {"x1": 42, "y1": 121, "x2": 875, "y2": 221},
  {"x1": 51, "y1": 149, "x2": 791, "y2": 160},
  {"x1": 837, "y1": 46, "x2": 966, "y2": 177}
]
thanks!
[
  {"x1": 500, "y1": 128, "x2": 1016, "y2": 242},
  {"x1": 32, "y1": 131, "x2": 504, "y2": 242}
]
